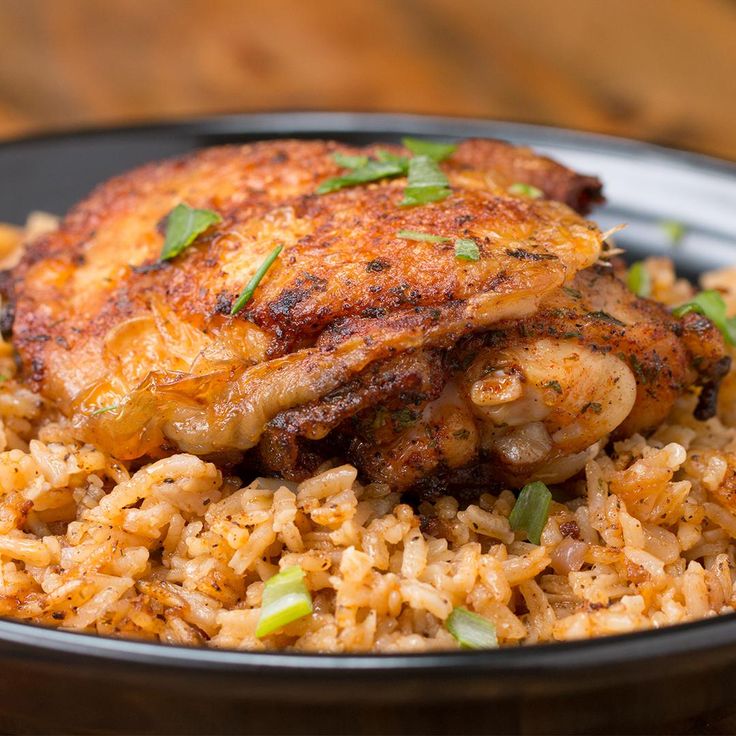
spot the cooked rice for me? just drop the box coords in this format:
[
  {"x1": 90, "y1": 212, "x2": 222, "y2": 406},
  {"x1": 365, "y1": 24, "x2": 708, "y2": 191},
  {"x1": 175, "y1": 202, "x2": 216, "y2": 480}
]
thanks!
[{"x1": 2, "y1": 220, "x2": 736, "y2": 651}]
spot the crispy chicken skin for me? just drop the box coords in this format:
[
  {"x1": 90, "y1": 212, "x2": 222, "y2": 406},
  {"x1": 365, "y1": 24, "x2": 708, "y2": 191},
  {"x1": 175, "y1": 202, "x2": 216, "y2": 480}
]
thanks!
[
  {"x1": 264, "y1": 265, "x2": 729, "y2": 491},
  {"x1": 12, "y1": 138, "x2": 602, "y2": 397},
  {"x1": 5, "y1": 138, "x2": 727, "y2": 493}
]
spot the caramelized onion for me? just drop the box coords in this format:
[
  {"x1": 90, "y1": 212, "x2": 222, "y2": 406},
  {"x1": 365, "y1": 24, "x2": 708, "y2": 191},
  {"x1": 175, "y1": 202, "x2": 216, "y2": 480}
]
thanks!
[{"x1": 551, "y1": 537, "x2": 588, "y2": 574}]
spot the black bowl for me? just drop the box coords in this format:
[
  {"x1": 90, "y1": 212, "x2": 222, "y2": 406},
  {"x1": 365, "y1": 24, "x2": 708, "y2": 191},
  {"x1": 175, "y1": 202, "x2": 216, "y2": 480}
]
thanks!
[{"x1": 1, "y1": 113, "x2": 735, "y2": 736}]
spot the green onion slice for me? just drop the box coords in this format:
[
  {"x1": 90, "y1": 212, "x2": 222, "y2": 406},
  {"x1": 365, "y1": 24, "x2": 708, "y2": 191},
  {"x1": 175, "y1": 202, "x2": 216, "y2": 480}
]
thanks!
[
  {"x1": 446, "y1": 607, "x2": 498, "y2": 649},
  {"x1": 508, "y1": 182, "x2": 544, "y2": 199},
  {"x1": 508, "y1": 480, "x2": 552, "y2": 545},
  {"x1": 255, "y1": 565, "x2": 313, "y2": 638},
  {"x1": 400, "y1": 155, "x2": 451, "y2": 207},
  {"x1": 454, "y1": 238, "x2": 480, "y2": 262},
  {"x1": 627, "y1": 261, "x2": 651, "y2": 298},
  {"x1": 402, "y1": 137, "x2": 457, "y2": 162},
  {"x1": 660, "y1": 220, "x2": 686, "y2": 245},
  {"x1": 160, "y1": 203, "x2": 221, "y2": 261},
  {"x1": 672, "y1": 290, "x2": 736, "y2": 345},
  {"x1": 230, "y1": 245, "x2": 283, "y2": 316},
  {"x1": 396, "y1": 230, "x2": 450, "y2": 243}
]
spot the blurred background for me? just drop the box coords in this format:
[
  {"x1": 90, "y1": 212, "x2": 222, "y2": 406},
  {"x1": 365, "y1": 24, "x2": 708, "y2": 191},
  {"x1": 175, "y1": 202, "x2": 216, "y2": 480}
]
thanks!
[{"x1": 0, "y1": 0, "x2": 734, "y2": 159}]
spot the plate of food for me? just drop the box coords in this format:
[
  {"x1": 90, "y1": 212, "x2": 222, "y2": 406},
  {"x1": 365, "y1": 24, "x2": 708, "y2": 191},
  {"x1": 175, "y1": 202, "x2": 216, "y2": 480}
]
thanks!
[{"x1": 0, "y1": 112, "x2": 735, "y2": 735}]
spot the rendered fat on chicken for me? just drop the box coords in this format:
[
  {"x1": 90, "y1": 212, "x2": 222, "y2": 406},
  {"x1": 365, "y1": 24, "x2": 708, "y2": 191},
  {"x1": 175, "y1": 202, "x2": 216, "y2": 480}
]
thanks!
[{"x1": 6, "y1": 138, "x2": 729, "y2": 496}]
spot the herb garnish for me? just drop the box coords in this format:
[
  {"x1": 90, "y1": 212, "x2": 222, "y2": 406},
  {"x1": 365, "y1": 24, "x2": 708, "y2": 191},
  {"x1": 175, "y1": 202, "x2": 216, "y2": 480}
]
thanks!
[
  {"x1": 673, "y1": 290, "x2": 736, "y2": 345},
  {"x1": 544, "y1": 380, "x2": 563, "y2": 394},
  {"x1": 627, "y1": 261, "x2": 651, "y2": 297},
  {"x1": 316, "y1": 159, "x2": 406, "y2": 195},
  {"x1": 393, "y1": 408, "x2": 417, "y2": 429},
  {"x1": 160, "y1": 203, "x2": 221, "y2": 261},
  {"x1": 454, "y1": 238, "x2": 480, "y2": 262},
  {"x1": 375, "y1": 150, "x2": 410, "y2": 167},
  {"x1": 660, "y1": 220, "x2": 686, "y2": 246},
  {"x1": 402, "y1": 137, "x2": 457, "y2": 162},
  {"x1": 562, "y1": 286, "x2": 583, "y2": 300},
  {"x1": 628, "y1": 353, "x2": 647, "y2": 384},
  {"x1": 331, "y1": 152, "x2": 369, "y2": 169},
  {"x1": 396, "y1": 230, "x2": 451, "y2": 243},
  {"x1": 400, "y1": 155, "x2": 452, "y2": 207},
  {"x1": 586, "y1": 310, "x2": 626, "y2": 327},
  {"x1": 396, "y1": 231, "x2": 481, "y2": 262},
  {"x1": 230, "y1": 245, "x2": 283, "y2": 316},
  {"x1": 318, "y1": 139, "x2": 455, "y2": 202},
  {"x1": 92, "y1": 404, "x2": 119, "y2": 416},
  {"x1": 581, "y1": 401, "x2": 602, "y2": 414},
  {"x1": 509, "y1": 182, "x2": 543, "y2": 199}
]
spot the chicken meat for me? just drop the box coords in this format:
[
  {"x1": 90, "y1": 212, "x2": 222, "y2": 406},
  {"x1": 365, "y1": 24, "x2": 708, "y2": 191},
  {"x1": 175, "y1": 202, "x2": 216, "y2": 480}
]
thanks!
[{"x1": 5, "y1": 138, "x2": 727, "y2": 495}]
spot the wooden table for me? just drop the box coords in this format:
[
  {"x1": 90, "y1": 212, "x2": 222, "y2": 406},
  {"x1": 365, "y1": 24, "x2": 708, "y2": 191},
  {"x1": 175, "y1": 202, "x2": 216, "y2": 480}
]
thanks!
[{"x1": 0, "y1": 0, "x2": 734, "y2": 161}]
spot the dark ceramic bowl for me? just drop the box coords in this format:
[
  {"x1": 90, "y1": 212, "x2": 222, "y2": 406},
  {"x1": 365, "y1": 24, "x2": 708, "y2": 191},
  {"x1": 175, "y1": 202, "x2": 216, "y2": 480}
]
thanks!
[{"x1": 0, "y1": 113, "x2": 735, "y2": 736}]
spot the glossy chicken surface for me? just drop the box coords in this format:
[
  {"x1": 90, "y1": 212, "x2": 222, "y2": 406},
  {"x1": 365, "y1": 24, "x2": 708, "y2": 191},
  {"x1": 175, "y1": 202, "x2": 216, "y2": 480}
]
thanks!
[{"x1": 6, "y1": 138, "x2": 727, "y2": 494}]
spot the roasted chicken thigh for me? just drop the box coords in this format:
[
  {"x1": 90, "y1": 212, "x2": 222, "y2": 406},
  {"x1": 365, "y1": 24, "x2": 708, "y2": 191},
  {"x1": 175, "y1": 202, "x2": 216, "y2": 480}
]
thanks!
[{"x1": 6, "y1": 138, "x2": 727, "y2": 495}]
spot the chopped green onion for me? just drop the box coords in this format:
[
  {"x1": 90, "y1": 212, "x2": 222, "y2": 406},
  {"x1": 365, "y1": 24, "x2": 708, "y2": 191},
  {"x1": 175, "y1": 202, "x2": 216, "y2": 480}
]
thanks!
[
  {"x1": 396, "y1": 230, "x2": 450, "y2": 243},
  {"x1": 160, "y1": 203, "x2": 221, "y2": 261},
  {"x1": 331, "y1": 152, "x2": 369, "y2": 169},
  {"x1": 255, "y1": 565, "x2": 313, "y2": 638},
  {"x1": 446, "y1": 607, "x2": 498, "y2": 649},
  {"x1": 454, "y1": 238, "x2": 480, "y2": 262},
  {"x1": 660, "y1": 220, "x2": 686, "y2": 246},
  {"x1": 627, "y1": 261, "x2": 651, "y2": 298},
  {"x1": 673, "y1": 290, "x2": 736, "y2": 345},
  {"x1": 317, "y1": 160, "x2": 406, "y2": 194},
  {"x1": 402, "y1": 137, "x2": 457, "y2": 162},
  {"x1": 509, "y1": 480, "x2": 552, "y2": 545},
  {"x1": 508, "y1": 182, "x2": 543, "y2": 199},
  {"x1": 230, "y1": 245, "x2": 283, "y2": 316},
  {"x1": 400, "y1": 155, "x2": 451, "y2": 207},
  {"x1": 91, "y1": 404, "x2": 119, "y2": 416}
]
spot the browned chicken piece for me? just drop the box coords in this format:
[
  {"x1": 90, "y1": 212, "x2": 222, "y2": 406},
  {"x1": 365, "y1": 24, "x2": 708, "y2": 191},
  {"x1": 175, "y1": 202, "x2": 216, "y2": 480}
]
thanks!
[
  {"x1": 8, "y1": 139, "x2": 603, "y2": 456},
  {"x1": 5, "y1": 137, "x2": 726, "y2": 495},
  {"x1": 266, "y1": 265, "x2": 729, "y2": 493}
]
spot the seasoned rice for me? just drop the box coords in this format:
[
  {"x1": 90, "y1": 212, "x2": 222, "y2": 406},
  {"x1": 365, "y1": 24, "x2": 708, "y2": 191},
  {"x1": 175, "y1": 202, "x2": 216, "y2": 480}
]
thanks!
[{"x1": 1, "y1": 222, "x2": 736, "y2": 651}]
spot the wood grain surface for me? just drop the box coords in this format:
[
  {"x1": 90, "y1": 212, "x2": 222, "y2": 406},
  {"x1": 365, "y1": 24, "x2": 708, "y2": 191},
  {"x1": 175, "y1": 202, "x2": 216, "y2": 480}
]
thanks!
[{"x1": 0, "y1": 0, "x2": 734, "y2": 159}]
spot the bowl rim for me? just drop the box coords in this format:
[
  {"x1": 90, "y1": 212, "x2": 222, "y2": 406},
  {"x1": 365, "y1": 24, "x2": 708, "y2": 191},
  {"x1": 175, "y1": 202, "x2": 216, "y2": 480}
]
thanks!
[
  {"x1": 1, "y1": 110, "x2": 735, "y2": 175},
  {"x1": 3, "y1": 611, "x2": 736, "y2": 674},
  {"x1": 2, "y1": 110, "x2": 736, "y2": 674}
]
